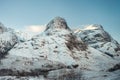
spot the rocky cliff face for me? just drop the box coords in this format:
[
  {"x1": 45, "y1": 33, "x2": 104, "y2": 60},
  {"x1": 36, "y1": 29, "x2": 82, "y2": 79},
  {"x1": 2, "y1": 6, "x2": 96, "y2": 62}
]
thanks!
[
  {"x1": 45, "y1": 17, "x2": 71, "y2": 31},
  {"x1": 0, "y1": 18, "x2": 120, "y2": 80}
]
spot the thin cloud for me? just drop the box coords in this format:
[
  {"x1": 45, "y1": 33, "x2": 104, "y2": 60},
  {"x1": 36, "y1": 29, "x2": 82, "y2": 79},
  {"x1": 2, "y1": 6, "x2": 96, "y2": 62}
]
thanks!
[{"x1": 25, "y1": 25, "x2": 46, "y2": 33}]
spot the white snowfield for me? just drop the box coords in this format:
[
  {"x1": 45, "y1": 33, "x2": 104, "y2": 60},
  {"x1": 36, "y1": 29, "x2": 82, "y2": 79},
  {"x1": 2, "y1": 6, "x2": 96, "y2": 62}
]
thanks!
[{"x1": 0, "y1": 17, "x2": 120, "y2": 80}]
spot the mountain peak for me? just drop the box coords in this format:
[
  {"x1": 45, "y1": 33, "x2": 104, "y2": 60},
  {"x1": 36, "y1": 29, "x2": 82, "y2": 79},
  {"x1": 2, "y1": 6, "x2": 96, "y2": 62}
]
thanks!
[
  {"x1": 0, "y1": 22, "x2": 7, "y2": 33},
  {"x1": 45, "y1": 17, "x2": 71, "y2": 31}
]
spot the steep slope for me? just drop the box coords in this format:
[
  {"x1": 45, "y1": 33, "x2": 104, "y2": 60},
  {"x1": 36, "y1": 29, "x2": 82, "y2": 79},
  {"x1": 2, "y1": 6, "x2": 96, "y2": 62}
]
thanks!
[{"x1": 75, "y1": 24, "x2": 120, "y2": 57}]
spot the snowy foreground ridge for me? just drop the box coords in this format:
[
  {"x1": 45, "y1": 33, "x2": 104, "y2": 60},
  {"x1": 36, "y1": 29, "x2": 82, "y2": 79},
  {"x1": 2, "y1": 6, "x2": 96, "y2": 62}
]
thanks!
[{"x1": 0, "y1": 17, "x2": 120, "y2": 80}]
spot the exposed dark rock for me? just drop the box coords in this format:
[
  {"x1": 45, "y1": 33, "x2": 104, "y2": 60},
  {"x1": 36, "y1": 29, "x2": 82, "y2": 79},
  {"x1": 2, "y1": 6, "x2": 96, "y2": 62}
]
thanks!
[
  {"x1": 45, "y1": 17, "x2": 71, "y2": 31},
  {"x1": 108, "y1": 63, "x2": 120, "y2": 72},
  {"x1": 65, "y1": 34, "x2": 87, "y2": 51},
  {"x1": 72, "y1": 64, "x2": 79, "y2": 68},
  {"x1": 104, "y1": 52, "x2": 114, "y2": 58},
  {"x1": 0, "y1": 69, "x2": 48, "y2": 76}
]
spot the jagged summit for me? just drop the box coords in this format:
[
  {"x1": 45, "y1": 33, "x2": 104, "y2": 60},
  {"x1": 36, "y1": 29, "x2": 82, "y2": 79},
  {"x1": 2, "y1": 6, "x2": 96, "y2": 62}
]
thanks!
[
  {"x1": 84, "y1": 24, "x2": 103, "y2": 30},
  {"x1": 45, "y1": 17, "x2": 71, "y2": 31}
]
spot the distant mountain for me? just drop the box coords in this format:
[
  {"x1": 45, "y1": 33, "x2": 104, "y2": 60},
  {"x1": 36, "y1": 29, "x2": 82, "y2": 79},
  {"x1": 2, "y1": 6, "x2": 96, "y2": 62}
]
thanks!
[{"x1": 0, "y1": 18, "x2": 120, "y2": 80}]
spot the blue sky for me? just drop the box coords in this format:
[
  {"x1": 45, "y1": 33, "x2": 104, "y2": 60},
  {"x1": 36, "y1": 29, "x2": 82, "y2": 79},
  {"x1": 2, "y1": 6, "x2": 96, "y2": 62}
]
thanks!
[{"x1": 0, "y1": 0, "x2": 120, "y2": 42}]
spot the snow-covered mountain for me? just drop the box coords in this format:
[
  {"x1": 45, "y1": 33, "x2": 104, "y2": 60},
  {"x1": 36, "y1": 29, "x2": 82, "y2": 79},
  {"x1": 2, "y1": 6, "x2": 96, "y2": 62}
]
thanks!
[
  {"x1": 0, "y1": 17, "x2": 120, "y2": 80},
  {"x1": 75, "y1": 24, "x2": 120, "y2": 57},
  {"x1": 0, "y1": 23, "x2": 18, "y2": 58}
]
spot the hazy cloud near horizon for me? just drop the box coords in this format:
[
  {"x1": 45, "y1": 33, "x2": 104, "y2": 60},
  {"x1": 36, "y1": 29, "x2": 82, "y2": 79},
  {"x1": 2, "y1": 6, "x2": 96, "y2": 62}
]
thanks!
[{"x1": 24, "y1": 25, "x2": 46, "y2": 33}]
